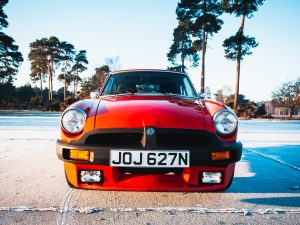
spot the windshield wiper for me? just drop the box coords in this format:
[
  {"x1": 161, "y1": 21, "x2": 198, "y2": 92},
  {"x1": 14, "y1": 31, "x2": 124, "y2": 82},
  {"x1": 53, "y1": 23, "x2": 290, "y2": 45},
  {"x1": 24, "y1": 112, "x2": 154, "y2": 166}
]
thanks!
[
  {"x1": 106, "y1": 90, "x2": 135, "y2": 95},
  {"x1": 163, "y1": 93, "x2": 195, "y2": 99},
  {"x1": 164, "y1": 93, "x2": 183, "y2": 97}
]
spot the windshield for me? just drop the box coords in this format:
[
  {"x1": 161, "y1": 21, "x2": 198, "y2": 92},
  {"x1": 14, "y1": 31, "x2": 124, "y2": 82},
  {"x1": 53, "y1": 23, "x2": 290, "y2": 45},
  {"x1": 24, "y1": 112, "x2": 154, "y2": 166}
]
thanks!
[{"x1": 102, "y1": 71, "x2": 197, "y2": 97}]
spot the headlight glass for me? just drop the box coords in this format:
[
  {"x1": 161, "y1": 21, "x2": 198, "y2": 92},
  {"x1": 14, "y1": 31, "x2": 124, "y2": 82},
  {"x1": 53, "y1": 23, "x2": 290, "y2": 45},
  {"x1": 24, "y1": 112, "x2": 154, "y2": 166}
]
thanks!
[
  {"x1": 61, "y1": 109, "x2": 86, "y2": 134},
  {"x1": 213, "y1": 110, "x2": 238, "y2": 135}
]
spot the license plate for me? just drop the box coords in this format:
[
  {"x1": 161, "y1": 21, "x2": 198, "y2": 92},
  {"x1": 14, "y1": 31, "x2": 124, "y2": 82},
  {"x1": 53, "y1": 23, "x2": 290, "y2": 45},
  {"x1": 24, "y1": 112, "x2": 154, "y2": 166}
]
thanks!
[{"x1": 110, "y1": 150, "x2": 190, "y2": 168}]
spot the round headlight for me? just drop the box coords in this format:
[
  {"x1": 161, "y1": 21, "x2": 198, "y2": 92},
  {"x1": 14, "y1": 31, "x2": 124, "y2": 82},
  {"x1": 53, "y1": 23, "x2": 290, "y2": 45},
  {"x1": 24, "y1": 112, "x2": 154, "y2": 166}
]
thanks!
[
  {"x1": 61, "y1": 108, "x2": 86, "y2": 134},
  {"x1": 213, "y1": 110, "x2": 238, "y2": 135}
]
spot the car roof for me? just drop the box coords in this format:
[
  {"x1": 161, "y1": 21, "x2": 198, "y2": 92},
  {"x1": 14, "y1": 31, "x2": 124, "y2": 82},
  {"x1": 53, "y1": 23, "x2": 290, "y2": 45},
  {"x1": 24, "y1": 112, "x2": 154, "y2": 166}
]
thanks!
[{"x1": 111, "y1": 69, "x2": 187, "y2": 76}]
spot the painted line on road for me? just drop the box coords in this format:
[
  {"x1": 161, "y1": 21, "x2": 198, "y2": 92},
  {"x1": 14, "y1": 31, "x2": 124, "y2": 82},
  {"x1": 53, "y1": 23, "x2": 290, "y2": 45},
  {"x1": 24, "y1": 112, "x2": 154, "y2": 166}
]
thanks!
[
  {"x1": 0, "y1": 206, "x2": 299, "y2": 216},
  {"x1": 244, "y1": 148, "x2": 300, "y2": 172}
]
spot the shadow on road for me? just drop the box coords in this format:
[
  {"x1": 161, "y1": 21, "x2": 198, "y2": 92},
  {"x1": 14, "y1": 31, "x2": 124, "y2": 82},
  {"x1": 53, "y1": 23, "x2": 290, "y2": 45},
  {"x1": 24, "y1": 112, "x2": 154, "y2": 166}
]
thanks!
[
  {"x1": 241, "y1": 196, "x2": 300, "y2": 207},
  {"x1": 226, "y1": 145, "x2": 300, "y2": 194}
]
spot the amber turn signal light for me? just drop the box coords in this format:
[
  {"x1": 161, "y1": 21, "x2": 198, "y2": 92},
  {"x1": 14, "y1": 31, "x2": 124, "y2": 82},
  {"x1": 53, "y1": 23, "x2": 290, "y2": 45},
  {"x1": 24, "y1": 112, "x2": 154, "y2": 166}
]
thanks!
[
  {"x1": 211, "y1": 151, "x2": 230, "y2": 161},
  {"x1": 69, "y1": 149, "x2": 90, "y2": 161}
]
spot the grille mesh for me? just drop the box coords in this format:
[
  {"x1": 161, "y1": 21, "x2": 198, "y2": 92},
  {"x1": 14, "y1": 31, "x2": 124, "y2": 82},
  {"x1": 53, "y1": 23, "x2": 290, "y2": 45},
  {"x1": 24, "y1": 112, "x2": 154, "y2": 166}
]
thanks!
[
  {"x1": 85, "y1": 133, "x2": 143, "y2": 147},
  {"x1": 156, "y1": 133, "x2": 213, "y2": 147},
  {"x1": 84, "y1": 129, "x2": 215, "y2": 148}
]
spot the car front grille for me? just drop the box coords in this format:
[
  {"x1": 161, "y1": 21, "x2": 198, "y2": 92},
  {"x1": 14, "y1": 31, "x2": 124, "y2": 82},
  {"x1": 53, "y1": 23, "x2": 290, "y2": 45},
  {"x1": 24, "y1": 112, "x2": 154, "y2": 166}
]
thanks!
[
  {"x1": 84, "y1": 129, "x2": 216, "y2": 148},
  {"x1": 156, "y1": 133, "x2": 214, "y2": 147},
  {"x1": 85, "y1": 133, "x2": 143, "y2": 147}
]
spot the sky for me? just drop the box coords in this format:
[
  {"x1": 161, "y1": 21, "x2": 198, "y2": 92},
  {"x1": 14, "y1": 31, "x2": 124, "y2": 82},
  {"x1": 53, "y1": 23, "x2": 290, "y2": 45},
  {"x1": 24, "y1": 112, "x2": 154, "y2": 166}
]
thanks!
[{"x1": 4, "y1": 0, "x2": 300, "y2": 101}]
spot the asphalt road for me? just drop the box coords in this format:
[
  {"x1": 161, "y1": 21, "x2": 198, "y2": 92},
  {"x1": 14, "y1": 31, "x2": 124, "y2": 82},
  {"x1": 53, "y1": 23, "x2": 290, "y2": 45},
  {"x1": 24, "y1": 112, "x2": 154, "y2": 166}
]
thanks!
[{"x1": 0, "y1": 120, "x2": 300, "y2": 225}]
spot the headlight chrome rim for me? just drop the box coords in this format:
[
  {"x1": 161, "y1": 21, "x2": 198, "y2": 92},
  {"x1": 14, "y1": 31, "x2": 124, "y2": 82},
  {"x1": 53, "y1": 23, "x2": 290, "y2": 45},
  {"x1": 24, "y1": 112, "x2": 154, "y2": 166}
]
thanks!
[
  {"x1": 213, "y1": 109, "x2": 238, "y2": 135},
  {"x1": 61, "y1": 108, "x2": 87, "y2": 135}
]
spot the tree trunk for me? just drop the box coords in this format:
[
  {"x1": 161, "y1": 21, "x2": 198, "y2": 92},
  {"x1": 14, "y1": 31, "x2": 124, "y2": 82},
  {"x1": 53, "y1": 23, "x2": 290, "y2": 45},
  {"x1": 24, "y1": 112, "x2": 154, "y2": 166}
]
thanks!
[
  {"x1": 39, "y1": 74, "x2": 43, "y2": 99},
  {"x1": 73, "y1": 66, "x2": 77, "y2": 98},
  {"x1": 48, "y1": 69, "x2": 51, "y2": 101},
  {"x1": 51, "y1": 60, "x2": 54, "y2": 101},
  {"x1": 200, "y1": 0, "x2": 207, "y2": 93},
  {"x1": 234, "y1": 14, "x2": 246, "y2": 109},
  {"x1": 234, "y1": 57, "x2": 241, "y2": 109},
  {"x1": 64, "y1": 61, "x2": 67, "y2": 101},
  {"x1": 288, "y1": 107, "x2": 293, "y2": 118},
  {"x1": 201, "y1": 32, "x2": 206, "y2": 93},
  {"x1": 181, "y1": 42, "x2": 185, "y2": 73},
  {"x1": 75, "y1": 67, "x2": 78, "y2": 98},
  {"x1": 50, "y1": 68, "x2": 53, "y2": 101}
]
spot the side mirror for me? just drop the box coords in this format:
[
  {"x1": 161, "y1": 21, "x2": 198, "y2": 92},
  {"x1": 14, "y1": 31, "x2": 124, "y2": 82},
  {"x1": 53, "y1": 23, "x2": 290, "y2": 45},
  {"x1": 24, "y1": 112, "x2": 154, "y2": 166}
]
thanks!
[
  {"x1": 197, "y1": 93, "x2": 206, "y2": 99},
  {"x1": 90, "y1": 91, "x2": 100, "y2": 99}
]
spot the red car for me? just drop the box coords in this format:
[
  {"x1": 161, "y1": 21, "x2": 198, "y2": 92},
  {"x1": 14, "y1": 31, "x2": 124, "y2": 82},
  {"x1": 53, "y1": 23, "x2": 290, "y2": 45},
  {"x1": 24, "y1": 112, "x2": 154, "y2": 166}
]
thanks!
[{"x1": 56, "y1": 69, "x2": 242, "y2": 191}]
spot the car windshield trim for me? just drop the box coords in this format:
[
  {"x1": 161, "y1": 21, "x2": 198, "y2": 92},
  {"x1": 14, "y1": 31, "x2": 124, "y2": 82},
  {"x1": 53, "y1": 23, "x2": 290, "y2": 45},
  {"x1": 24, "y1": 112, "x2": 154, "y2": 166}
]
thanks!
[
  {"x1": 101, "y1": 71, "x2": 197, "y2": 98},
  {"x1": 102, "y1": 92, "x2": 197, "y2": 99}
]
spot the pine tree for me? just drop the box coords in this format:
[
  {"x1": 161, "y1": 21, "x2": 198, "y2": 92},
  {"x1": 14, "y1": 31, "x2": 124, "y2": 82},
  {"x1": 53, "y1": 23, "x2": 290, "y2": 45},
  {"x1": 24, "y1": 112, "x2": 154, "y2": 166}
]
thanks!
[
  {"x1": 176, "y1": 0, "x2": 223, "y2": 92},
  {"x1": 222, "y1": 0, "x2": 265, "y2": 108},
  {"x1": 71, "y1": 50, "x2": 88, "y2": 98},
  {"x1": 0, "y1": 0, "x2": 23, "y2": 82},
  {"x1": 29, "y1": 37, "x2": 61, "y2": 101},
  {"x1": 167, "y1": 20, "x2": 199, "y2": 72},
  {"x1": 29, "y1": 37, "x2": 77, "y2": 101},
  {"x1": 29, "y1": 62, "x2": 47, "y2": 99},
  {"x1": 58, "y1": 41, "x2": 75, "y2": 100}
]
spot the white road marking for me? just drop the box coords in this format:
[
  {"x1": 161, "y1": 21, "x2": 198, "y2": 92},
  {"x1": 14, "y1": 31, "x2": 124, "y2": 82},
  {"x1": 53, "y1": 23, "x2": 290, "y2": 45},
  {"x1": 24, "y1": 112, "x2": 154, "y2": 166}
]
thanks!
[{"x1": 1, "y1": 206, "x2": 299, "y2": 216}]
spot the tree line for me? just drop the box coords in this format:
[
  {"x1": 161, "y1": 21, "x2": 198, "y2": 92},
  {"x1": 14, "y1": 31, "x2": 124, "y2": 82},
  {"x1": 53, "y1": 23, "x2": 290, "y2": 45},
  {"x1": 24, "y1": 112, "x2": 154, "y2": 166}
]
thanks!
[
  {"x1": 271, "y1": 78, "x2": 300, "y2": 118},
  {"x1": 210, "y1": 77, "x2": 300, "y2": 119},
  {"x1": 0, "y1": 63, "x2": 114, "y2": 111}
]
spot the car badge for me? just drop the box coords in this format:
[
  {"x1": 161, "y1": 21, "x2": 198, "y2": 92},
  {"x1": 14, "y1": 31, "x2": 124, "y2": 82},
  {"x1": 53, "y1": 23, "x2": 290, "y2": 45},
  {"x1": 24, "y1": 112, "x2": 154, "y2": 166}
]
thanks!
[{"x1": 146, "y1": 128, "x2": 155, "y2": 135}]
